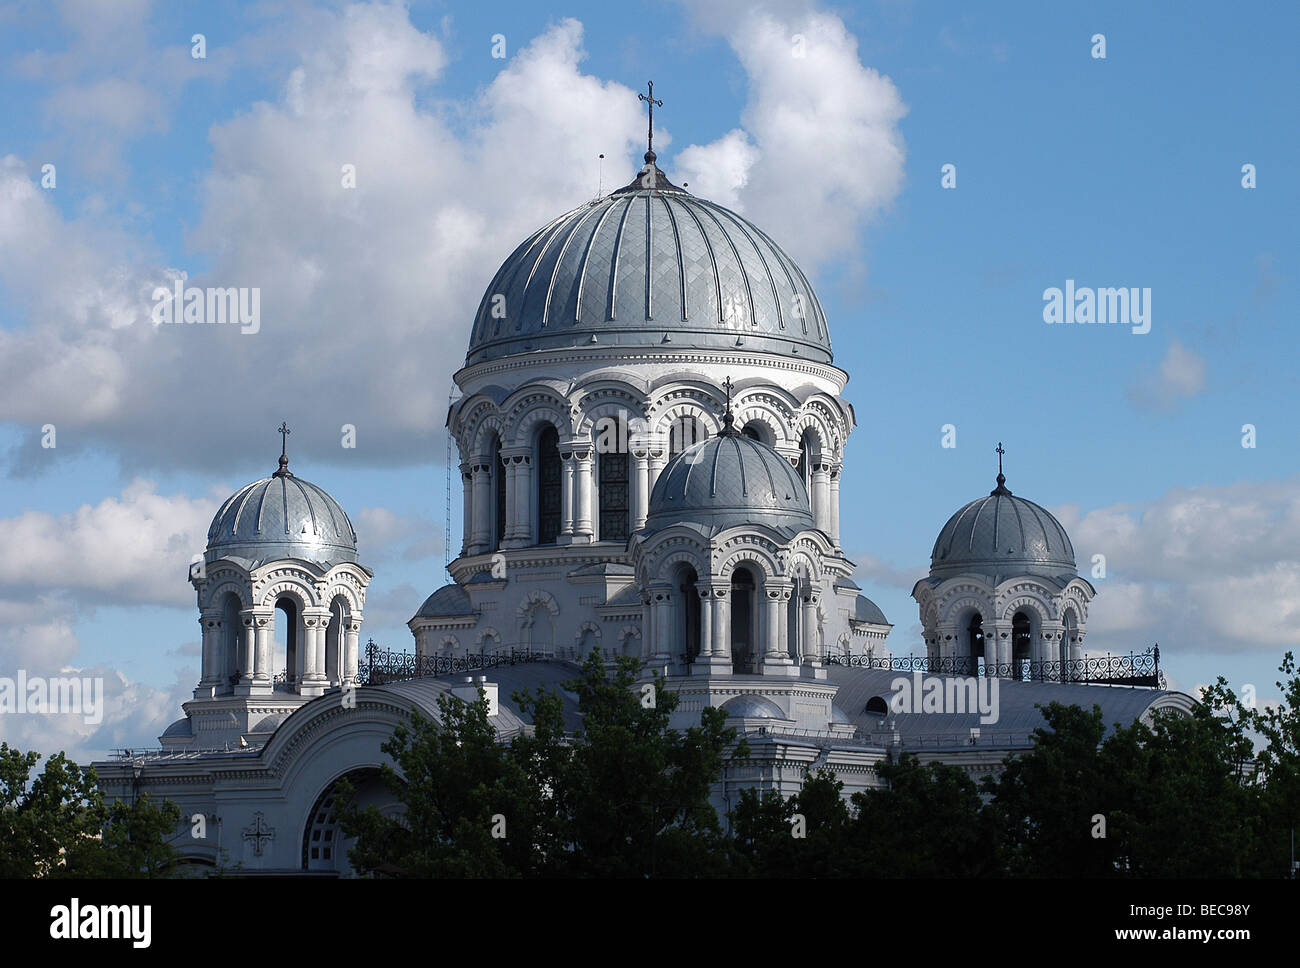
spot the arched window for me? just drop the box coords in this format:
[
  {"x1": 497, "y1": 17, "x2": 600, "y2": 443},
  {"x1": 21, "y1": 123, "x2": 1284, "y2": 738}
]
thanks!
[
  {"x1": 1012, "y1": 611, "x2": 1032, "y2": 679},
  {"x1": 274, "y1": 596, "x2": 299, "y2": 687},
  {"x1": 797, "y1": 429, "x2": 817, "y2": 497},
  {"x1": 741, "y1": 422, "x2": 763, "y2": 443},
  {"x1": 678, "y1": 567, "x2": 701, "y2": 665},
  {"x1": 1062, "y1": 608, "x2": 1079, "y2": 680},
  {"x1": 536, "y1": 426, "x2": 562, "y2": 545},
  {"x1": 491, "y1": 434, "x2": 506, "y2": 550},
  {"x1": 598, "y1": 450, "x2": 629, "y2": 542},
  {"x1": 731, "y1": 567, "x2": 757, "y2": 675},
  {"x1": 966, "y1": 612, "x2": 984, "y2": 674},
  {"x1": 325, "y1": 595, "x2": 348, "y2": 684},
  {"x1": 220, "y1": 592, "x2": 242, "y2": 693}
]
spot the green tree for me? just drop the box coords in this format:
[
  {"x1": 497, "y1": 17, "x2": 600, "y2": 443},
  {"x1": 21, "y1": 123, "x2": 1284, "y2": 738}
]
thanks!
[
  {"x1": 551, "y1": 651, "x2": 743, "y2": 877},
  {"x1": 1, "y1": 744, "x2": 183, "y2": 878},
  {"x1": 337, "y1": 689, "x2": 548, "y2": 877},
  {"x1": 729, "y1": 769, "x2": 852, "y2": 877},
  {"x1": 850, "y1": 754, "x2": 999, "y2": 877},
  {"x1": 1099, "y1": 701, "x2": 1259, "y2": 877},
  {"x1": 984, "y1": 702, "x2": 1119, "y2": 877}
]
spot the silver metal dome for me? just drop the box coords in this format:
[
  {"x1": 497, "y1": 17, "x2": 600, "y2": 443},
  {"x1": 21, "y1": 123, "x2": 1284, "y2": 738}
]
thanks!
[
  {"x1": 721, "y1": 695, "x2": 787, "y2": 719},
  {"x1": 930, "y1": 473, "x2": 1076, "y2": 579},
  {"x1": 207, "y1": 458, "x2": 358, "y2": 565},
  {"x1": 465, "y1": 156, "x2": 831, "y2": 365},
  {"x1": 644, "y1": 423, "x2": 814, "y2": 536}
]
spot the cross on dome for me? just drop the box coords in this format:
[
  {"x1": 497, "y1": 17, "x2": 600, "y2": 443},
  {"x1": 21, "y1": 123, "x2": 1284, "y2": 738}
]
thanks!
[
  {"x1": 992, "y1": 441, "x2": 1010, "y2": 495},
  {"x1": 638, "y1": 80, "x2": 663, "y2": 158},
  {"x1": 275, "y1": 421, "x2": 293, "y2": 477}
]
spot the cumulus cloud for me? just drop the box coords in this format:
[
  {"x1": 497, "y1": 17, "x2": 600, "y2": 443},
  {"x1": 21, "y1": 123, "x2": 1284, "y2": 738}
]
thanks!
[
  {"x1": 0, "y1": 6, "x2": 651, "y2": 475},
  {"x1": 1127, "y1": 338, "x2": 1207, "y2": 412},
  {"x1": 1059, "y1": 476, "x2": 1300, "y2": 654},
  {"x1": 675, "y1": 0, "x2": 907, "y2": 269},
  {"x1": 0, "y1": 478, "x2": 217, "y2": 607}
]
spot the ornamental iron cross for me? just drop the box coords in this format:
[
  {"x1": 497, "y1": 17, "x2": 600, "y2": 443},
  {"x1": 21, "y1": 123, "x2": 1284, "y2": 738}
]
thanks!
[
  {"x1": 278, "y1": 422, "x2": 291, "y2": 459},
  {"x1": 242, "y1": 811, "x2": 275, "y2": 857},
  {"x1": 639, "y1": 81, "x2": 662, "y2": 153},
  {"x1": 722, "y1": 375, "x2": 734, "y2": 412},
  {"x1": 996, "y1": 441, "x2": 1005, "y2": 475}
]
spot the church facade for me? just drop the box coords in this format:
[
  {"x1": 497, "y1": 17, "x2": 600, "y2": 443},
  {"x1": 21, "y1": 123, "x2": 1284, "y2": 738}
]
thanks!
[{"x1": 92, "y1": 146, "x2": 1193, "y2": 876}]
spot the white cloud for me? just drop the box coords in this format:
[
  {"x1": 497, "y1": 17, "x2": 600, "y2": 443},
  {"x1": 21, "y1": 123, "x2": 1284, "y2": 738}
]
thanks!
[
  {"x1": 675, "y1": 1, "x2": 907, "y2": 269},
  {"x1": 0, "y1": 8, "x2": 651, "y2": 474},
  {"x1": 1064, "y1": 476, "x2": 1300, "y2": 654},
  {"x1": 0, "y1": 479, "x2": 217, "y2": 607},
  {"x1": 1127, "y1": 338, "x2": 1207, "y2": 412}
]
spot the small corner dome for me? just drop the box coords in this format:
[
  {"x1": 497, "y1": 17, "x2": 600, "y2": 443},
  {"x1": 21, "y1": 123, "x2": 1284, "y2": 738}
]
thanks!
[
  {"x1": 645, "y1": 428, "x2": 814, "y2": 535},
  {"x1": 721, "y1": 695, "x2": 786, "y2": 720},
  {"x1": 853, "y1": 594, "x2": 888, "y2": 625},
  {"x1": 206, "y1": 452, "x2": 358, "y2": 565},
  {"x1": 930, "y1": 470, "x2": 1075, "y2": 579},
  {"x1": 414, "y1": 583, "x2": 474, "y2": 619}
]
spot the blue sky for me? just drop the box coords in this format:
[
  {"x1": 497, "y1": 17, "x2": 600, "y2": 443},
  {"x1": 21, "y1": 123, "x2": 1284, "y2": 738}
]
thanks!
[{"x1": 0, "y1": 0, "x2": 1297, "y2": 759}]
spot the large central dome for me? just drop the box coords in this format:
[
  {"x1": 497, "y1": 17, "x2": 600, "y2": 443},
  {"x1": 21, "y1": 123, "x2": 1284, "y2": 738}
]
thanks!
[{"x1": 465, "y1": 154, "x2": 831, "y2": 366}]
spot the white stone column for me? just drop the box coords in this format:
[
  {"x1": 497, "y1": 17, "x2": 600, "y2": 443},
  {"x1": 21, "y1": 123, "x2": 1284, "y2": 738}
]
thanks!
[
  {"x1": 1041, "y1": 623, "x2": 1063, "y2": 680},
  {"x1": 712, "y1": 585, "x2": 731, "y2": 666},
  {"x1": 470, "y1": 463, "x2": 491, "y2": 553},
  {"x1": 992, "y1": 624, "x2": 1012, "y2": 672},
  {"x1": 982, "y1": 622, "x2": 998, "y2": 674},
  {"x1": 800, "y1": 593, "x2": 821, "y2": 667},
  {"x1": 697, "y1": 586, "x2": 713, "y2": 659},
  {"x1": 648, "y1": 581, "x2": 673, "y2": 665},
  {"x1": 811, "y1": 463, "x2": 831, "y2": 533},
  {"x1": 573, "y1": 449, "x2": 594, "y2": 542},
  {"x1": 196, "y1": 609, "x2": 222, "y2": 698},
  {"x1": 631, "y1": 451, "x2": 650, "y2": 530},
  {"x1": 828, "y1": 464, "x2": 842, "y2": 548},
  {"x1": 646, "y1": 446, "x2": 668, "y2": 502},
  {"x1": 300, "y1": 608, "x2": 330, "y2": 696},
  {"x1": 343, "y1": 623, "x2": 360, "y2": 682},
  {"x1": 517, "y1": 455, "x2": 533, "y2": 544},
  {"x1": 460, "y1": 465, "x2": 473, "y2": 557},
  {"x1": 762, "y1": 581, "x2": 794, "y2": 670},
  {"x1": 559, "y1": 451, "x2": 576, "y2": 540}
]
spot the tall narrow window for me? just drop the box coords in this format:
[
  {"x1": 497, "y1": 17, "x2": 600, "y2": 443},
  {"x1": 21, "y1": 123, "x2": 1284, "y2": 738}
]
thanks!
[
  {"x1": 598, "y1": 451, "x2": 629, "y2": 541},
  {"x1": 537, "y1": 426, "x2": 562, "y2": 544},
  {"x1": 492, "y1": 436, "x2": 506, "y2": 549},
  {"x1": 966, "y1": 612, "x2": 984, "y2": 676},
  {"x1": 1013, "y1": 611, "x2": 1032, "y2": 679},
  {"x1": 731, "y1": 568, "x2": 755, "y2": 675},
  {"x1": 679, "y1": 567, "x2": 700, "y2": 664}
]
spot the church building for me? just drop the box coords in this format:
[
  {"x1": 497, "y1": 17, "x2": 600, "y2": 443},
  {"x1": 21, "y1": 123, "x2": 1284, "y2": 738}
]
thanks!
[{"x1": 92, "y1": 122, "x2": 1193, "y2": 876}]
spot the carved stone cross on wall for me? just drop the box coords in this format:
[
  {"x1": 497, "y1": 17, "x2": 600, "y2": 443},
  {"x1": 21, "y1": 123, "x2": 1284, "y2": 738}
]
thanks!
[{"x1": 242, "y1": 811, "x2": 276, "y2": 857}]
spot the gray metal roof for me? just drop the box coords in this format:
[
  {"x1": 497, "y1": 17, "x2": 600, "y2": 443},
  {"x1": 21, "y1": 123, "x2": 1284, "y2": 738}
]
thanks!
[
  {"x1": 930, "y1": 475, "x2": 1076, "y2": 580},
  {"x1": 413, "y1": 583, "x2": 475, "y2": 619},
  {"x1": 825, "y1": 666, "x2": 1179, "y2": 747},
  {"x1": 372, "y1": 662, "x2": 585, "y2": 733},
  {"x1": 644, "y1": 430, "x2": 815, "y2": 536},
  {"x1": 465, "y1": 160, "x2": 831, "y2": 365},
  {"x1": 207, "y1": 463, "x2": 358, "y2": 565}
]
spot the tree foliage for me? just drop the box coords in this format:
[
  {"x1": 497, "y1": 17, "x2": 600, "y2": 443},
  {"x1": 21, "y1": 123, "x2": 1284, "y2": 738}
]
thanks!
[{"x1": 0, "y1": 743, "x2": 182, "y2": 878}]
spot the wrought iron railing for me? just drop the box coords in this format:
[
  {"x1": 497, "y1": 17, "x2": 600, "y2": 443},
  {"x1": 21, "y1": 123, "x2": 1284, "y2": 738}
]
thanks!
[
  {"x1": 825, "y1": 646, "x2": 1163, "y2": 689},
  {"x1": 356, "y1": 640, "x2": 552, "y2": 685}
]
